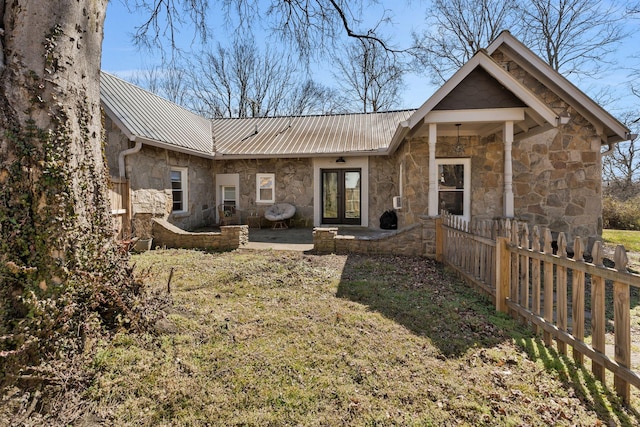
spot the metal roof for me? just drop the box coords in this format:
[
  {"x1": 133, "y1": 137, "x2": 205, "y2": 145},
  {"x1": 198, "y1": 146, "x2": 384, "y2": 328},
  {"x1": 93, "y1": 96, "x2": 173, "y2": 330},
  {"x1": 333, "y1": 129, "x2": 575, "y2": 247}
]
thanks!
[
  {"x1": 212, "y1": 110, "x2": 415, "y2": 158},
  {"x1": 100, "y1": 72, "x2": 414, "y2": 158},
  {"x1": 100, "y1": 72, "x2": 213, "y2": 155}
]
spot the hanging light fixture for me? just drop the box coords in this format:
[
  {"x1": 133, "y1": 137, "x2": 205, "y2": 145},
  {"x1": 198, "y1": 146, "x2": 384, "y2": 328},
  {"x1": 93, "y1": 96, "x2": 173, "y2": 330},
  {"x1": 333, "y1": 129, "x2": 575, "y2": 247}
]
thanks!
[
  {"x1": 336, "y1": 157, "x2": 346, "y2": 163},
  {"x1": 454, "y1": 123, "x2": 465, "y2": 154}
]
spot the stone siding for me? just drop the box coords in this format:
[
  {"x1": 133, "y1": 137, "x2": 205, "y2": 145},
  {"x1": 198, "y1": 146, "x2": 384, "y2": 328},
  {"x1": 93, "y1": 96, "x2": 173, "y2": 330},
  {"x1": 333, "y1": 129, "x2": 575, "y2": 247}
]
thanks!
[
  {"x1": 152, "y1": 219, "x2": 248, "y2": 251},
  {"x1": 368, "y1": 155, "x2": 400, "y2": 229},
  {"x1": 216, "y1": 158, "x2": 314, "y2": 227}
]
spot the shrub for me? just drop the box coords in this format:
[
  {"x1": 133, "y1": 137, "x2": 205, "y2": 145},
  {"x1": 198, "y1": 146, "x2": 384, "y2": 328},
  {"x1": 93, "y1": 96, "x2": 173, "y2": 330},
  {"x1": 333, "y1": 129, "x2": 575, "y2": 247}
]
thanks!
[{"x1": 603, "y1": 195, "x2": 640, "y2": 230}]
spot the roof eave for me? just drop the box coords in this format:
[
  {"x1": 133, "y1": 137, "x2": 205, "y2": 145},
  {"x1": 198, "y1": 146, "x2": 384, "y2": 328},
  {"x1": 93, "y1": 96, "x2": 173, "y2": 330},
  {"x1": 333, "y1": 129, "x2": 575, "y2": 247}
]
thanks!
[{"x1": 134, "y1": 136, "x2": 217, "y2": 159}]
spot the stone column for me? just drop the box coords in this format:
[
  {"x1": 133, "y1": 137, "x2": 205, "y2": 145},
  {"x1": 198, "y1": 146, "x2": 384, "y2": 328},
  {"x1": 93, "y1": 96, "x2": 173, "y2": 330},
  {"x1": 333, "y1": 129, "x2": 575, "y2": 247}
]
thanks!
[
  {"x1": 428, "y1": 123, "x2": 438, "y2": 217},
  {"x1": 503, "y1": 121, "x2": 514, "y2": 218}
]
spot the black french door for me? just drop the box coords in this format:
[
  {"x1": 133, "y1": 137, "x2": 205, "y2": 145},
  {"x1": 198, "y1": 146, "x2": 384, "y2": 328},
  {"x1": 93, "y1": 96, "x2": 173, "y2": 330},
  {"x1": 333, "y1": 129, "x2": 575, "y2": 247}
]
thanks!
[{"x1": 321, "y1": 169, "x2": 361, "y2": 225}]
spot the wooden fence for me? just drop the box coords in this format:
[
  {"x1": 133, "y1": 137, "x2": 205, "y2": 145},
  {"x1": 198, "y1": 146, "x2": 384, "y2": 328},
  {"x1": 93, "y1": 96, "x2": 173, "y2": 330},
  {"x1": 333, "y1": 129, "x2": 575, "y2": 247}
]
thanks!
[
  {"x1": 109, "y1": 177, "x2": 131, "y2": 240},
  {"x1": 438, "y1": 212, "x2": 640, "y2": 404}
]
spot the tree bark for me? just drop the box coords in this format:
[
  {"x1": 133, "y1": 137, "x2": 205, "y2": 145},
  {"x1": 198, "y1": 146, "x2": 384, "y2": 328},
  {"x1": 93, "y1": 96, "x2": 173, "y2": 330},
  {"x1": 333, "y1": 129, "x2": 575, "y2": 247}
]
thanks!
[{"x1": 0, "y1": 0, "x2": 131, "y2": 363}]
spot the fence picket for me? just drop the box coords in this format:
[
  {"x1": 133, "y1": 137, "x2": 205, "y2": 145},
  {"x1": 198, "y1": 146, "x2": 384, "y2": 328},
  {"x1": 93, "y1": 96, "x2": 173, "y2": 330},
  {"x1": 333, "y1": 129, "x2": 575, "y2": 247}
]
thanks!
[
  {"x1": 543, "y1": 228, "x2": 554, "y2": 347},
  {"x1": 556, "y1": 233, "x2": 568, "y2": 355},
  {"x1": 613, "y1": 245, "x2": 631, "y2": 402},
  {"x1": 510, "y1": 221, "x2": 520, "y2": 317},
  {"x1": 520, "y1": 224, "x2": 530, "y2": 312},
  {"x1": 572, "y1": 236, "x2": 585, "y2": 364},
  {"x1": 590, "y1": 241, "x2": 606, "y2": 383},
  {"x1": 531, "y1": 226, "x2": 541, "y2": 335}
]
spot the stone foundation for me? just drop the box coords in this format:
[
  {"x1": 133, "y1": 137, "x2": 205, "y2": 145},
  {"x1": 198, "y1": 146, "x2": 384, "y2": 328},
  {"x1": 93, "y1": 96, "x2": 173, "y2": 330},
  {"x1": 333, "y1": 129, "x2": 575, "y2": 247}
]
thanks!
[{"x1": 152, "y1": 219, "x2": 248, "y2": 251}]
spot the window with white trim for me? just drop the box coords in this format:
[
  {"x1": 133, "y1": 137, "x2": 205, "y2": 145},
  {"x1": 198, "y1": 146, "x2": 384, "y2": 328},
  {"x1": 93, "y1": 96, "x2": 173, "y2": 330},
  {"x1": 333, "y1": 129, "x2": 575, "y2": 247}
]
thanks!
[
  {"x1": 170, "y1": 167, "x2": 188, "y2": 213},
  {"x1": 256, "y1": 173, "x2": 275, "y2": 204},
  {"x1": 436, "y1": 158, "x2": 470, "y2": 221},
  {"x1": 221, "y1": 185, "x2": 237, "y2": 209}
]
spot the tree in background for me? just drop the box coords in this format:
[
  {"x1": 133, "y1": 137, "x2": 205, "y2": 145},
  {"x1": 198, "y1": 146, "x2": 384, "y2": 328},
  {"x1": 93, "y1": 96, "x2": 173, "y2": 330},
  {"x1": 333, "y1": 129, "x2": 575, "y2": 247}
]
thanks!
[
  {"x1": 414, "y1": 0, "x2": 628, "y2": 82},
  {"x1": 184, "y1": 37, "x2": 343, "y2": 118},
  {"x1": 333, "y1": 38, "x2": 405, "y2": 112},
  {"x1": 518, "y1": 0, "x2": 627, "y2": 77},
  {"x1": 129, "y1": 64, "x2": 192, "y2": 106},
  {"x1": 412, "y1": 0, "x2": 517, "y2": 83},
  {"x1": 603, "y1": 119, "x2": 640, "y2": 199}
]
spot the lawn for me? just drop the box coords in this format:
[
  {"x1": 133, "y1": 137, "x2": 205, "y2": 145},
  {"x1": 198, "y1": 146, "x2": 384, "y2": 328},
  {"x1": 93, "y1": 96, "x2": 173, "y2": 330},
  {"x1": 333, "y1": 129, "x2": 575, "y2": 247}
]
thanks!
[
  {"x1": 66, "y1": 249, "x2": 637, "y2": 426},
  {"x1": 603, "y1": 229, "x2": 640, "y2": 253}
]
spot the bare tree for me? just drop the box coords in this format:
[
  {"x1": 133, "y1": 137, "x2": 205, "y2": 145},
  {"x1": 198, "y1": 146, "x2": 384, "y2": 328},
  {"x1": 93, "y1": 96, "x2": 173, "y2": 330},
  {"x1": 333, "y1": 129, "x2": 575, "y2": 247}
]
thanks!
[
  {"x1": 284, "y1": 79, "x2": 348, "y2": 115},
  {"x1": 517, "y1": 0, "x2": 628, "y2": 77},
  {"x1": 412, "y1": 0, "x2": 517, "y2": 83},
  {"x1": 129, "y1": 64, "x2": 192, "y2": 106},
  {"x1": 187, "y1": 37, "x2": 345, "y2": 118},
  {"x1": 414, "y1": 0, "x2": 628, "y2": 82},
  {"x1": 603, "y1": 114, "x2": 640, "y2": 199},
  {"x1": 333, "y1": 38, "x2": 405, "y2": 112},
  {"x1": 187, "y1": 38, "x2": 303, "y2": 118}
]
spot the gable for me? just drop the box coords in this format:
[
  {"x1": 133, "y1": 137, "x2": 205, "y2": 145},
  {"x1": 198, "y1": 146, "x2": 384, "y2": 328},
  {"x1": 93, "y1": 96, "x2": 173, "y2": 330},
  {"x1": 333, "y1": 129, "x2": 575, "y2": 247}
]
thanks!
[{"x1": 434, "y1": 68, "x2": 527, "y2": 110}]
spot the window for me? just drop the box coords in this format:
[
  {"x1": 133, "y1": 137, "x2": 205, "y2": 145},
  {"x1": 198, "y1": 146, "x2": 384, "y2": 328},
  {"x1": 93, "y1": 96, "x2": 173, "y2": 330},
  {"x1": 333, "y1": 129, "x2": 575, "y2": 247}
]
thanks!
[
  {"x1": 170, "y1": 167, "x2": 188, "y2": 213},
  {"x1": 221, "y1": 185, "x2": 237, "y2": 209},
  {"x1": 256, "y1": 173, "x2": 275, "y2": 204},
  {"x1": 436, "y1": 158, "x2": 470, "y2": 221}
]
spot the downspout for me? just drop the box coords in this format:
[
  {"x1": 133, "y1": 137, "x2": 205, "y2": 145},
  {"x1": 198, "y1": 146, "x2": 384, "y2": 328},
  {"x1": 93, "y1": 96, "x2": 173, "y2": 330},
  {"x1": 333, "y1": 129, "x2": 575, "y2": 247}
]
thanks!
[
  {"x1": 118, "y1": 140, "x2": 143, "y2": 178},
  {"x1": 602, "y1": 142, "x2": 616, "y2": 156}
]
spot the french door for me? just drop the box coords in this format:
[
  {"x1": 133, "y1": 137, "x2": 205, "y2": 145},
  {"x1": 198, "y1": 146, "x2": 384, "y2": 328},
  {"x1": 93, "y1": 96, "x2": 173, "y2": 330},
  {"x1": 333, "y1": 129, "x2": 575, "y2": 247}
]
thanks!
[{"x1": 321, "y1": 169, "x2": 361, "y2": 225}]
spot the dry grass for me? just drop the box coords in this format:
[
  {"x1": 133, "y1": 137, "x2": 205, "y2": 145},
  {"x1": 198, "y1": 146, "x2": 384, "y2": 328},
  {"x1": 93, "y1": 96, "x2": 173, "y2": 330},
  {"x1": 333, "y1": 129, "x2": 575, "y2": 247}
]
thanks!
[{"x1": 3, "y1": 249, "x2": 639, "y2": 425}]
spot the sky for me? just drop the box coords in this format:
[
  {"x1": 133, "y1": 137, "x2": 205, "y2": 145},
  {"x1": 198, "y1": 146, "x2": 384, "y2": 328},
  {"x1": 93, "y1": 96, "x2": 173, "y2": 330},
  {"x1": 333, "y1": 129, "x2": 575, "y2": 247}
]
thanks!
[{"x1": 101, "y1": 0, "x2": 639, "y2": 118}]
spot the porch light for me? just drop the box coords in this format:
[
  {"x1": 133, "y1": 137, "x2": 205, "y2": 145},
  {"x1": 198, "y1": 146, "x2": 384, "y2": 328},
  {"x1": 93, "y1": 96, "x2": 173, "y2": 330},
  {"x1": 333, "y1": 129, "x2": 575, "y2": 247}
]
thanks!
[
  {"x1": 454, "y1": 124, "x2": 464, "y2": 154},
  {"x1": 558, "y1": 112, "x2": 571, "y2": 125},
  {"x1": 336, "y1": 157, "x2": 346, "y2": 163}
]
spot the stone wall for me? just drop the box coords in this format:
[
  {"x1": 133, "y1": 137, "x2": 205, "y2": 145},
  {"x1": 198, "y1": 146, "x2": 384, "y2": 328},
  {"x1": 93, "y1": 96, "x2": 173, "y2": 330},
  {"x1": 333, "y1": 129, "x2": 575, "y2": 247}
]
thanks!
[
  {"x1": 368, "y1": 155, "x2": 400, "y2": 229},
  {"x1": 313, "y1": 223, "x2": 426, "y2": 257},
  {"x1": 490, "y1": 48, "x2": 603, "y2": 239},
  {"x1": 152, "y1": 219, "x2": 248, "y2": 251},
  {"x1": 216, "y1": 158, "x2": 314, "y2": 227}
]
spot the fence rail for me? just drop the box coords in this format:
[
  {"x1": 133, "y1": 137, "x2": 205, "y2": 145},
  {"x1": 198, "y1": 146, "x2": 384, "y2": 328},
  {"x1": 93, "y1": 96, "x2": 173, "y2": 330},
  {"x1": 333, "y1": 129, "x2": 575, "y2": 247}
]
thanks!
[{"x1": 438, "y1": 212, "x2": 640, "y2": 404}]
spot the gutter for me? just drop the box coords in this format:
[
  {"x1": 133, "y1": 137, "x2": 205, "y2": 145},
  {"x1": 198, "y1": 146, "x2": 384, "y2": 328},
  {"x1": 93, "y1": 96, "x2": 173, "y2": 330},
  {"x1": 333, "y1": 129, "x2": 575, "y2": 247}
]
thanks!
[
  {"x1": 118, "y1": 140, "x2": 143, "y2": 178},
  {"x1": 603, "y1": 132, "x2": 638, "y2": 156}
]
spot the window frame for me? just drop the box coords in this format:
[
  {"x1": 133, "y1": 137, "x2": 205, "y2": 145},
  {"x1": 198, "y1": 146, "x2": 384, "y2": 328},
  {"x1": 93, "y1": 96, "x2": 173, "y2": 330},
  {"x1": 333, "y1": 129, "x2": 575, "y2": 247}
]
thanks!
[
  {"x1": 436, "y1": 158, "x2": 470, "y2": 222},
  {"x1": 170, "y1": 167, "x2": 188, "y2": 213},
  {"x1": 256, "y1": 173, "x2": 275, "y2": 204}
]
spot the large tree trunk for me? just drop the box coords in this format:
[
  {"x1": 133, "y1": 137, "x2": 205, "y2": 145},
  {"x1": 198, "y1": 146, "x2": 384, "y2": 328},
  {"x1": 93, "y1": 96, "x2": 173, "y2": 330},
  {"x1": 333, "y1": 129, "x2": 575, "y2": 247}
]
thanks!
[{"x1": 0, "y1": 0, "x2": 132, "y2": 367}]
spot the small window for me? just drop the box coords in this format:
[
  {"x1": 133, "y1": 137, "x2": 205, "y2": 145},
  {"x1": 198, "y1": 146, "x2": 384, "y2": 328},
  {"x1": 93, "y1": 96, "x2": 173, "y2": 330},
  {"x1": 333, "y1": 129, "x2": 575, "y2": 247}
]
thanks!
[
  {"x1": 256, "y1": 173, "x2": 275, "y2": 204},
  {"x1": 171, "y1": 167, "x2": 188, "y2": 213},
  {"x1": 222, "y1": 185, "x2": 237, "y2": 209}
]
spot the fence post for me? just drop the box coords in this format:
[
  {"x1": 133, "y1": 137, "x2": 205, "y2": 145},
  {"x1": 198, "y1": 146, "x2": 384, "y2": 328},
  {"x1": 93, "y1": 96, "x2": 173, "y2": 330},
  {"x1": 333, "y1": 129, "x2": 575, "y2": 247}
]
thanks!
[
  {"x1": 435, "y1": 216, "x2": 443, "y2": 263},
  {"x1": 495, "y1": 236, "x2": 510, "y2": 313}
]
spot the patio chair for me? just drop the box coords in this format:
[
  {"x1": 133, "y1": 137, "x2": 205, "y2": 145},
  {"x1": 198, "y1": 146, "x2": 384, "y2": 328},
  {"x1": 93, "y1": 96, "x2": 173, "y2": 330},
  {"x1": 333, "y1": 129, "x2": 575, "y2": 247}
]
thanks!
[{"x1": 264, "y1": 203, "x2": 296, "y2": 229}]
